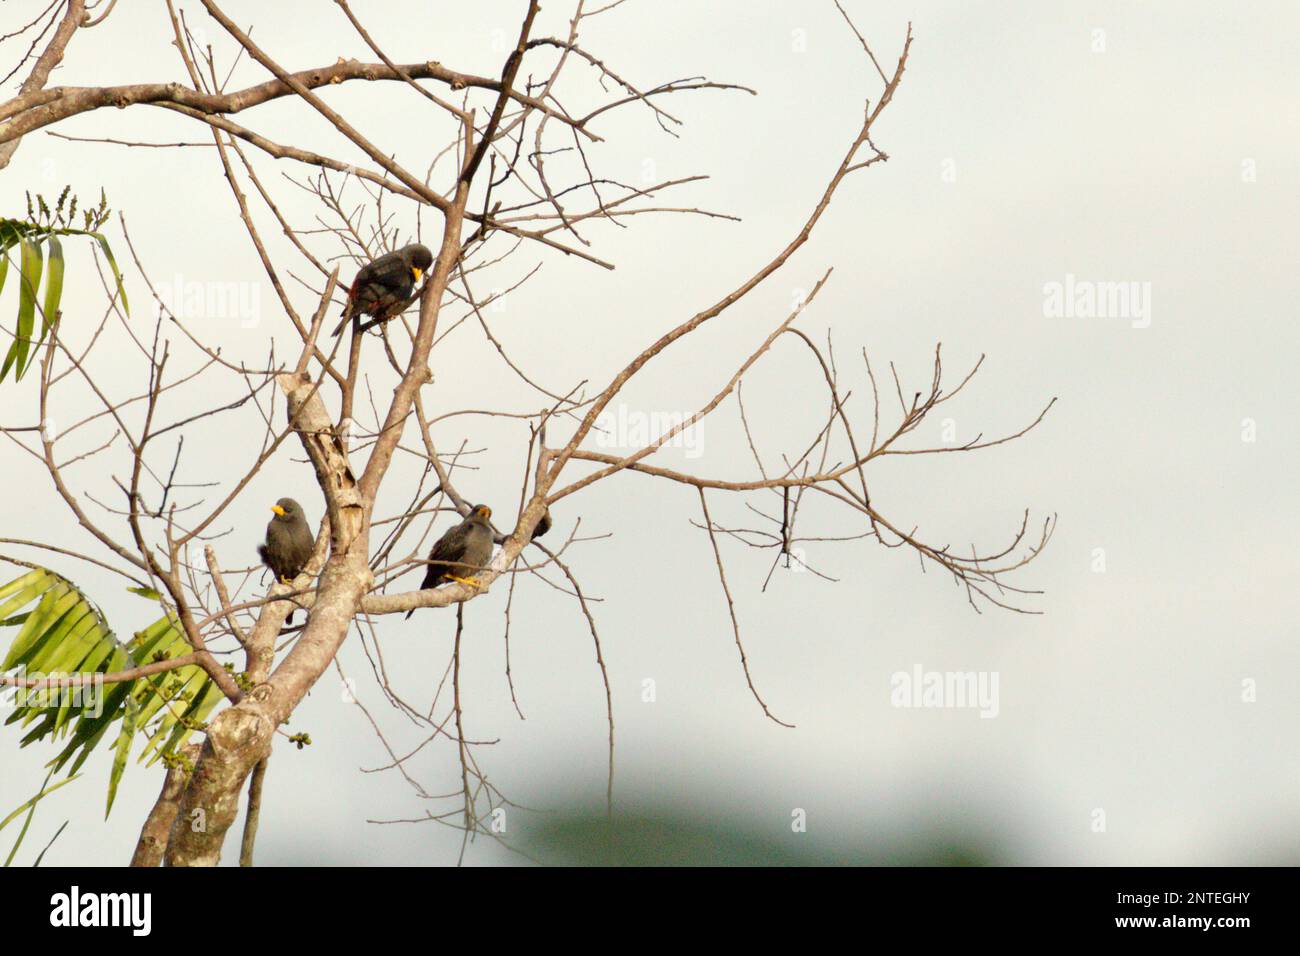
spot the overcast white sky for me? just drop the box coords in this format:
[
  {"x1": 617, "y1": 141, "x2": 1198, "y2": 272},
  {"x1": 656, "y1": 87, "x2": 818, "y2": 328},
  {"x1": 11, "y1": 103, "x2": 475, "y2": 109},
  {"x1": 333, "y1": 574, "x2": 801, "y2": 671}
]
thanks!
[{"x1": 1, "y1": 0, "x2": 1296, "y2": 865}]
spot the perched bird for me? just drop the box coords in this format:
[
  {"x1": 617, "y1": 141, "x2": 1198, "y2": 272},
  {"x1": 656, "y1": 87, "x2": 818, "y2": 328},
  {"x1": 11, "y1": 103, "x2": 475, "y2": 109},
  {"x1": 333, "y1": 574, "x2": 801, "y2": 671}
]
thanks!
[
  {"x1": 258, "y1": 498, "x2": 313, "y2": 581},
  {"x1": 406, "y1": 504, "x2": 494, "y2": 619},
  {"x1": 331, "y1": 243, "x2": 434, "y2": 336},
  {"x1": 258, "y1": 498, "x2": 314, "y2": 623},
  {"x1": 531, "y1": 506, "x2": 552, "y2": 541}
]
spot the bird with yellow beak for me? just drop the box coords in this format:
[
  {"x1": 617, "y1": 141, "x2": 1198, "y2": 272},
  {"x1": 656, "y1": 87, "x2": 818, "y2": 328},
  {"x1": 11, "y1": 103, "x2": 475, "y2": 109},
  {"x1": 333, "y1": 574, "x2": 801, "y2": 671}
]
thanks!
[
  {"x1": 406, "y1": 504, "x2": 495, "y2": 618},
  {"x1": 258, "y1": 498, "x2": 314, "y2": 624},
  {"x1": 259, "y1": 498, "x2": 313, "y2": 584},
  {"x1": 331, "y1": 243, "x2": 434, "y2": 336}
]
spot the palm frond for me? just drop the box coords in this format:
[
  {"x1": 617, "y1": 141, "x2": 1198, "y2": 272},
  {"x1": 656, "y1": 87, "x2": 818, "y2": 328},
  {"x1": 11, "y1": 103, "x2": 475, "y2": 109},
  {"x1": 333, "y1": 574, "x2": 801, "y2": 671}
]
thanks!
[{"x1": 0, "y1": 567, "x2": 219, "y2": 817}]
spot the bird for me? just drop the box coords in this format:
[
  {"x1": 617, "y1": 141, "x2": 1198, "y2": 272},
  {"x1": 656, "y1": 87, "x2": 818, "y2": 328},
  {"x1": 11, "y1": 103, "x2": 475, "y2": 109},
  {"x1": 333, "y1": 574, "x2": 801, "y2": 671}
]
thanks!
[
  {"x1": 406, "y1": 504, "x2": 495, "y2": 619},
  {"x1": 258, "y1": 498, "x2": 314, "y2": 623},
  {"x1": 331, "y1": 243, "x2": 434, "y2": 337},
  {"x1": 531, "y1": 506, "x2": 552, "y2": 541}
]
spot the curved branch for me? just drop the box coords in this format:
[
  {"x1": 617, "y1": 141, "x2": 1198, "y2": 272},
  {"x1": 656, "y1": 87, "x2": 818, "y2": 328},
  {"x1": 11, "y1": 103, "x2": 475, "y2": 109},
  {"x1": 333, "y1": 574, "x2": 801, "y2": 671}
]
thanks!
[{"x1": 0, "y1": 0, "x2": 85, "y2": 170}]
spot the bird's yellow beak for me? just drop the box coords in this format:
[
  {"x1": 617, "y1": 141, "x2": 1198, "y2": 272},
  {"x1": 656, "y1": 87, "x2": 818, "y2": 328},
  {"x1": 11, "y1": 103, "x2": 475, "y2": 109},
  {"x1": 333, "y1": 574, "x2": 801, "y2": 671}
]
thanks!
[
  {"x1": 411, "y1": 267, "x2": 423, "y2": 283},
  {"x1": 271, "y1": 505, "x2": 287, "y2": 516}
]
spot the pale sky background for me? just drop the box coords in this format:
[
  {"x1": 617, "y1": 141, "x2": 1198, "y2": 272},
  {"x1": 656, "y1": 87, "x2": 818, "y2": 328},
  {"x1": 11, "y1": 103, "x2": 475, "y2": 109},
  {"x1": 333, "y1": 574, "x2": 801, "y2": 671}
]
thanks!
[{"x1": 1, "y1": 0, "x2": 1296, "y2": 865}]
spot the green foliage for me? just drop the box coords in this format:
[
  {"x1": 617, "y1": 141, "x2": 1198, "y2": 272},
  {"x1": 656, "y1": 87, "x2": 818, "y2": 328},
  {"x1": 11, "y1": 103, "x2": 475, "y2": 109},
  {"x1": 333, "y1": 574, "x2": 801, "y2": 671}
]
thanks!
[
  {"x1": 0, "y1": 189, "x2": 130, "y2": 383},
  {"x1": 521, "y1": 807, "x2": 1005, "y2": 866},
  {"x1": 1, "y1": 771, "x2": 78, "y2": 867},
  {"x1": 0, "y1": 567, "x2": 220, "y2": 817}
]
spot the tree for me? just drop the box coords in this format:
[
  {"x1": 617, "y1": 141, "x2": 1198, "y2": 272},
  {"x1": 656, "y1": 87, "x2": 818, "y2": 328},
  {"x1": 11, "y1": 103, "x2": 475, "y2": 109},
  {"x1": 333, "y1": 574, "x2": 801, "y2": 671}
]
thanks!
[{"x1": 0, "y1": 1, "x2": 1053, "y2": 866}]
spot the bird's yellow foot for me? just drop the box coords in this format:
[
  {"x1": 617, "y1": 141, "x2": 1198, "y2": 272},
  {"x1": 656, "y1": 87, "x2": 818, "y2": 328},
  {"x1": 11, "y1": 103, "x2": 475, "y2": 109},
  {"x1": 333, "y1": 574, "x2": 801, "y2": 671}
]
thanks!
[
  {"x1": 279, "y1": 575, "x2": 293, "y2": 585},
  {"x1": 446, "y1": 575, "x2": 482, "y2": 590}
]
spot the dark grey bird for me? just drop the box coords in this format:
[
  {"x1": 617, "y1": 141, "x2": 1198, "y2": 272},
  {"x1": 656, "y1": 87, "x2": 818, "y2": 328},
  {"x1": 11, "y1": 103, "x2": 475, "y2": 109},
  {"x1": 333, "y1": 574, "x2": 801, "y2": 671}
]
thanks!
[
  {"x1": 531, "y1": 506, "x2": 552, "y2": 541},
  {"x1": 406, "y1": 504, "x2": 494, "y2": 619},
  {"x1": 331, "y1": 243, "x2": 434, "y2": 336},
  {"x1": 258, "y1": 498, "x2": 313, "y2": 622},
  {"x1": 258, "y1": 498, "x2": 313, "y2": 581}
]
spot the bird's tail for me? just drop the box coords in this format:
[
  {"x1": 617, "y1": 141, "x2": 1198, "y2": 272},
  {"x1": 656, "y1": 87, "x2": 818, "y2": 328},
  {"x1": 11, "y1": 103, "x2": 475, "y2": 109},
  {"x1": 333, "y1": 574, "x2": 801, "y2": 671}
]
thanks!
[
  {"x1": 330, "y1": 303, "x2": 355, "y2": 338},
  {"x1": 405, "y1": 567, "x2": 438, "y2": 619}
]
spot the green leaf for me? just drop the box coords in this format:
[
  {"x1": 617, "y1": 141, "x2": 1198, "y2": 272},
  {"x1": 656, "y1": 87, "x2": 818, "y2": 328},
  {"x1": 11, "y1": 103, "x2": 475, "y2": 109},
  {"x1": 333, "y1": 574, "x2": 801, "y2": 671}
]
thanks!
[
  {"x1": 3, "y1": 585, "x2": 81, "y2": 669},
  {"x1": 0, "y1": 219, "x2": 25, "y2": 251},
  {"x1": 0, "y1": 773, "x2": 80, "y2": 835},
  {"x1": 3, "y1": 770, "x2": 52, "y2": 867},
  {"x1": 3, "y1": 586, "x2": 74, "y2": 669},
  {"x1": 0, "y1": 214, "x2": 130, "y2": 390},
  {"x1": 88, "y1": 231, "x2": 129, "y2": 316},
  {"x1": 126, "y1": 586, "x2": 162, "y2": 601},
  {"x1": 0, "y1": 568, "x2": 47, "y2": 604},
  {"x1": 29, "y1": 235, "x2": 64, "y2": 370},
  {"x1": 140, "y1": 668, "x2": 221, "y2": 766},
  {"x1": 32, "y1": 820, "x2": 68, "y2": 867},
  {"x1": 0, "y1": 578, "x2": 50, "y2": 623},
  {"x1": 0, "y1": 566, "x2": 215, "y2": 817},
  {"x1": 43, "y1": 681, "x2": 133, "y2": 774},
  {"x1": 1, "y1": 239, "x2": 43, "y2": 382},
  {"x1": 106, "y1": 697, "x2": 138, "y2": 818}
]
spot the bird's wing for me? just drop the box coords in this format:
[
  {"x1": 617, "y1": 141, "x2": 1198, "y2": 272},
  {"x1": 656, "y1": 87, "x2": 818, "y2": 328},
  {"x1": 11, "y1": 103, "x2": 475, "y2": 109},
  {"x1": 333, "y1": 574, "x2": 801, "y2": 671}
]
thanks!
[
  {"x1": 430, "y1": 520, "x2": 471, "y2": 562},
  {"x1": 365, "y1": 253, "x2": 411, "y2": 287},
  {"x1": 420, "y1": 520, "x2": 471, "y2": 587},
  {"x1": 288, "y1": 520, "x2": 316, "y2": 570},
  {"x1": 350, "y1": 252, "x2": 407, "y2": 294}
]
